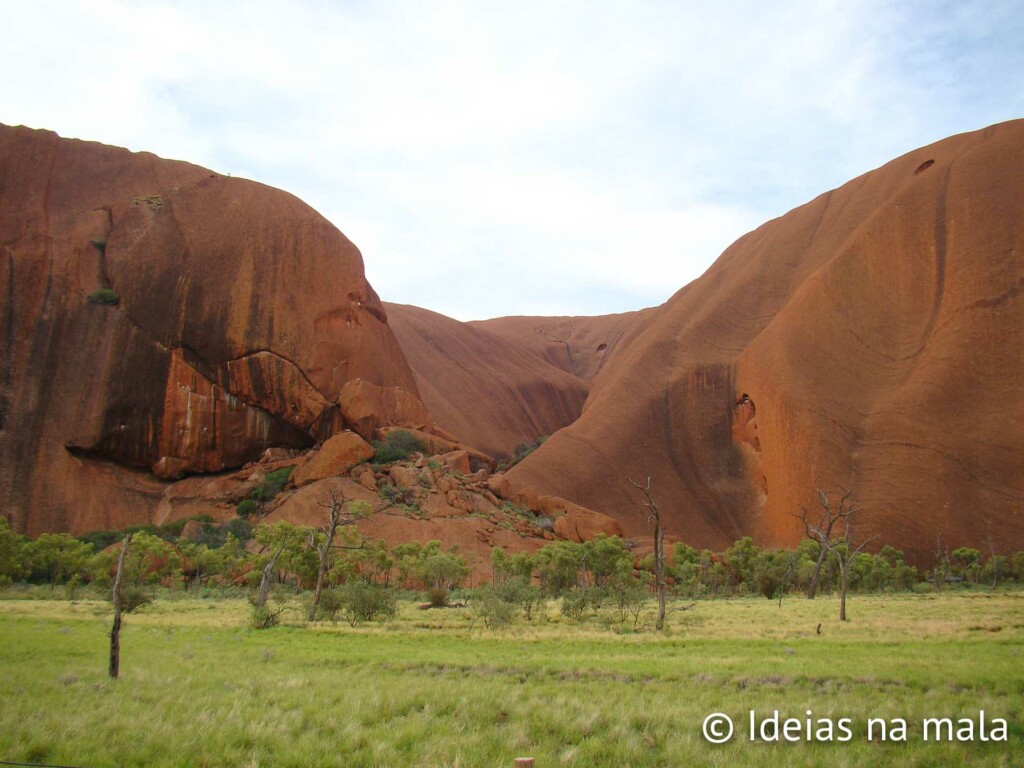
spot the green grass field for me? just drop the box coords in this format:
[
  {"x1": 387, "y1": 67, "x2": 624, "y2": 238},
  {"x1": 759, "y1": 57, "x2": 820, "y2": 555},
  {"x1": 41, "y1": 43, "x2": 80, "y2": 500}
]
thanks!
[{"x1": 1, "y1": 591, "x2": 1022, "y2": 767}]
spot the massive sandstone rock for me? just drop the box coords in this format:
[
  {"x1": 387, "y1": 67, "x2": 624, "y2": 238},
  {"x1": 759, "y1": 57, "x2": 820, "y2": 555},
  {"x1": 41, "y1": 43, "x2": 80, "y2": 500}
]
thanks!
[
  {"x1": 506, "y1": 120, "x2": 1024, "y2": 563},
  {"x1": 385, "y1": 303, "x2": 589, "y2": 457},
  {"x1": 471, "y1": 311, "x2": 650, "y2": 382},
  {"x1": 0, "y1": 124, "x2": 426, "y2": 534}
]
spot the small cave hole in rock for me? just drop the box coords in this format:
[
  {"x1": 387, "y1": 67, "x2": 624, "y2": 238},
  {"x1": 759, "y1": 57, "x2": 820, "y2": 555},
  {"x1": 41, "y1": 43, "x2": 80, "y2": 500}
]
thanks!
[
  {"x1": 595, "y1": 343, "x2": 608, "y2": 352},
  {"x1": 914, "y1": 159, "x2": 935, "y2": 175}
]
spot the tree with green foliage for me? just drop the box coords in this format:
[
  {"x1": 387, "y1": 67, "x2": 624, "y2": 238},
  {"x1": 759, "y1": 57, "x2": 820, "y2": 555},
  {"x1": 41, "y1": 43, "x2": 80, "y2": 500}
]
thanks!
[
  {"x1": 25, "y1": 532, "x2": 94, "y2": 585},
  {"x1": 492, "y1": 548, "x2": 535, "y2": 585},
  {"x1": 581, "y1": 534, "x2": 632, "y2": 587},
  {"x1": 951, "y1": 547, "x2": 982, "y2": 584},
  {"x1": 724, "y1": 536, "x2": 761, "y2": 591},
  {"x1": 0, "y1": 517, "x2": 27, "y2": 586},
  {"x1": 534, "y1": 540, "x2": 583, "y2": 596},
  {"x1": 307, "y1": 483, "x2": 375, "y2": 620},
  {"x1": 253, "y1": 522, "x2": 306, "y2": 609},
  {"x1": 416, "y1": 541, "x2": 469, "y2": 606}
]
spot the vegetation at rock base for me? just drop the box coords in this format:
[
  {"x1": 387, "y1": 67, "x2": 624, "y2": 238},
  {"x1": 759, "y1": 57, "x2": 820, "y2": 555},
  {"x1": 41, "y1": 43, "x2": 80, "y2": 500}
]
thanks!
[
  {"x1": 497, "y1": 435, "x2": 547, "y2": 471},
  {"x1": 370, "y1": 429, "x2": 425, "y2": 464},
  {"x1": 3, "y1": 513, "x2": 1024, "y2": 765}
]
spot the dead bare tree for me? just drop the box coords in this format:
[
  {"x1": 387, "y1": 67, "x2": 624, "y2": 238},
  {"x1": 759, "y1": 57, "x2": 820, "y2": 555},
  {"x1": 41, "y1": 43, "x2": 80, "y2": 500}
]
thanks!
[
  {"x1": 793, "y1": 489, "x2": 875, "y2": 621},
  {"x1": 933, "y1": 531, "x2": 950, "y2": 592},
  {"x1": 628, "y1": 476, "x2": 666, "y2": 632},
  {"x1": 985, "y1": 525, "x2": 1001, "y2": 590},
  {"x1": 791, "y1": 489, "x2": 849, "y2": 599},
  {"x1": 109, "y1": 532, "x2": 134, "y2": 679},
  {"x1": 307, "y1": 482, "x2": 374, "y2": 620}
]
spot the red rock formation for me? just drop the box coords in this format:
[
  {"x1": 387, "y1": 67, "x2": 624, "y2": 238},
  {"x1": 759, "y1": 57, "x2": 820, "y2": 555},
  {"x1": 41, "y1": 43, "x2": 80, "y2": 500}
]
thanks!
[
  {"x1": 291, "y1": 431, "x2": 375, "y2": 488},
  {"x1": 507, "y1": 120, "x2": 1024, "y2": 563},
  {"x1": 471, "y1": 311, "x2": 650, "y2": 381},
  {"x1": 0, "y1": 124, "x2": 424, "y2": 534},
  {"x1": 385, "y1": 302, "x2": 590, "y2": 457}
]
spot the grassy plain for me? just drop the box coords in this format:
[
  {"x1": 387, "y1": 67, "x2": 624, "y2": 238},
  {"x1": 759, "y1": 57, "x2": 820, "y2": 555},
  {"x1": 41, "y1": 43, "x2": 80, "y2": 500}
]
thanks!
[{"x1": 1, "y1": 591, "x2": 1022, "y2": 767}]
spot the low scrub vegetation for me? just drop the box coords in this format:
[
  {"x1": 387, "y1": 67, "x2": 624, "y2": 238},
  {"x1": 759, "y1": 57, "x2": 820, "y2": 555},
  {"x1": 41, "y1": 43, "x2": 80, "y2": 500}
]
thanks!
[
  {"x1": 371, "y1": 429, "x2": 425, "y2": 464},
  {"x1": 85, "y1": 288, "x2": 120, "y2": 305}
]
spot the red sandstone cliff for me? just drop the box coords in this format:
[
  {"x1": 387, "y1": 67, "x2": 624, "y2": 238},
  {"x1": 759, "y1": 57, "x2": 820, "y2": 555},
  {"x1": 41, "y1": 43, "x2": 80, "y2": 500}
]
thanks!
[
  {"x1": 0, "y1": 125, "x2": 428, "y2": 534},
  {"x1": 505, "y1": 120, "x2": 1024, "y2": 562}
]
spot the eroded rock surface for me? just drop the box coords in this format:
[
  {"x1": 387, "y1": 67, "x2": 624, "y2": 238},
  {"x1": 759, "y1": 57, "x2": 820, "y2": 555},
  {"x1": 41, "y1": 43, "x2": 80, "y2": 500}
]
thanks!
[{"x1": 0, "y1": 124, "x2": 425, "y2": 534}]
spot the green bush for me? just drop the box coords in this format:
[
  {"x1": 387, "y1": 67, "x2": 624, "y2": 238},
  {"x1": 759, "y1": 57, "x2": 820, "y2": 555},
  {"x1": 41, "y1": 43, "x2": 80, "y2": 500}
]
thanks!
[
  {"x1": 223, "y1": 518, "x2": 253, "y2": 542},
  {"x1": 86, "y1": 288, "x2": 120, "y2": 306},
  {"x1": 473, "y1": 585, "x2": 517, "y2": 629},
  {"x1": 560, "y1": 589, "x2": 591, "y2": 621},
  {"x1": 340, "y1": 581, "x2": 397, "y2": 626},
  {"x1": 250, "y1": 605, "x2": 282, "y2": 630},
  {"x1": 371, "y1": 430, "x2": 424, "y2": 464},
  {"x1": 120, "y1": 586, "x2": 153, "y2": 614},
  {"x1": 250, "y1": 467, "x2": 294, "y2": 502},
  {"x1": 316, "y1": 588, "x2": 344, "y2": 622},
  {"x1": 236, "y1": 499, "x2": 260, "y2": 518}
]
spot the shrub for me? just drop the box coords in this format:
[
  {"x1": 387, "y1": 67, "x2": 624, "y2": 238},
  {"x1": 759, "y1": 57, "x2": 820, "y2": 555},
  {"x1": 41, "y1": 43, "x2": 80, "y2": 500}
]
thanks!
[
  {"x1": 250, "y1": 467, "x2": 294, "y2": 502},
  {"x1": 340, "y1": 581, "x2": 397, "y2": 626},
  {"x1": 120, "y1": 586, "x2": 152, "y2": 614},
  {"x1": 250, "y1": 604, "x2": 283, "y2": 630},
  {"x1": 86, "y1": 288, "x2": 120, "y2": 306},
  {"x1": 473, "y1": 585, "x2": 517, "y2": 629},
  {"x1": 236, "y1": 499, "x2": 260, "y2": 518},
  {"x1": 426, "y1": 586, "x2": 450, "y2": 608},
  {"x1": 371, "y1": 430, "x2": 424, "y2": 464},
  {"x1": 497, "y1": 436, "x2": 548, "y2": 471},
  {"x1": 223, "y1": 518, "x2": 253, "y2": 542},
  {"x1": 316, "y1": 588, "x2": 344, "y2": 622},
  {"x1": 560, "y1": 589, "x2": 591, "y2": 621}
]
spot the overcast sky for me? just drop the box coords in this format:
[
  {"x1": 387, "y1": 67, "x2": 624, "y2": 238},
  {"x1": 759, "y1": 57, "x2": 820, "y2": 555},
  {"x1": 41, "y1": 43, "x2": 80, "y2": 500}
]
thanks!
[{"x1": 3, "y1": 1, "x2": 1022, "y2": 320}]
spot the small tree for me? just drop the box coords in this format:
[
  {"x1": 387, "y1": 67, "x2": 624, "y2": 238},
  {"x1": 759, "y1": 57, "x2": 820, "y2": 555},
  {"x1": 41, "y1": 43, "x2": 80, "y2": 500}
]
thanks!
[
  {"x1": 792, "y1": 489, "x2": 850, "y2": 599},
  {"x1": 793, "y1": 489, "x2": 876, "y2": 621},
  {"x1": 308, "y1": 484, "x2": 374, "y2": 620},
  {"x1": 253, "y1": 522, "x2": 305, "y2": 610},
  {"x1": 628, "y1": 476, "x2": 666, "y2": 631}
]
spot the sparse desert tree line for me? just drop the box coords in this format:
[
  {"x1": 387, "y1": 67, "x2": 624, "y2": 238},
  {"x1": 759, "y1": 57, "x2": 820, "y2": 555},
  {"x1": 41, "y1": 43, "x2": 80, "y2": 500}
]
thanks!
[{"x1": 2, "y1": 515, "x2": 1022, "y2": 626}]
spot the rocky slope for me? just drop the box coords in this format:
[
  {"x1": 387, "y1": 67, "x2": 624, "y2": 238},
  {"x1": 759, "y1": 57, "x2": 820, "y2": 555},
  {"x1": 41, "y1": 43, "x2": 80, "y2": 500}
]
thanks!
[
  {"x1": 505, "y1": 120, "x2": 1024, "y2": 562},
  {"x1": 0, "y1": 125, "x2": 430, "y2": 535},
  {"x1": 385, "y1": 303, "x2": 589, "y2": 457}
]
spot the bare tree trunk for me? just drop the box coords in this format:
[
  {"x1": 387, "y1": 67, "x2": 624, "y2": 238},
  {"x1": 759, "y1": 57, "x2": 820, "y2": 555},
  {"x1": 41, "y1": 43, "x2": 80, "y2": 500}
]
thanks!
[
  {"x1": 654, "y1": 509, "x2": 666, "y2": 632},
  {"x1": 807, "y1": 544, "x2": 828, "y2": 599},
  {"x1": 309, "y1": 554, "x2": 329, "y2": 621},
  {"x1": 838, "y1": 560, "x2": 848, "y2": 622},
  {"x1": 109, "y1": 532, "x2": 134, "y2": 679},
  {"x1": 256, "y1": 544, "x2": 286, "y2": 610},
  {"x1": 628, "y1": 476, "x2": 666, "y2": 632}
]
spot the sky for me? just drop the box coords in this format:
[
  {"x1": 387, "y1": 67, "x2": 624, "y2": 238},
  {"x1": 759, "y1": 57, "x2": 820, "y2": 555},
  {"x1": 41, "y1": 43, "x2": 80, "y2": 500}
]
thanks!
[{"x1": 3, "y1": 1, "x2": 1022, "y2": 321}]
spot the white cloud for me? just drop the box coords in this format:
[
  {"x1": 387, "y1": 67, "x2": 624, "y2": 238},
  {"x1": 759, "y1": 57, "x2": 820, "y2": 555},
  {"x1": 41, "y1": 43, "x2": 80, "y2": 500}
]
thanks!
[{"x1": 2, "y1": 0, "x2": 1021, "y2": 320}]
